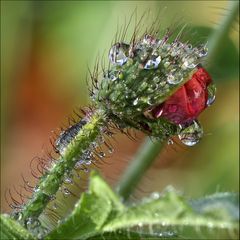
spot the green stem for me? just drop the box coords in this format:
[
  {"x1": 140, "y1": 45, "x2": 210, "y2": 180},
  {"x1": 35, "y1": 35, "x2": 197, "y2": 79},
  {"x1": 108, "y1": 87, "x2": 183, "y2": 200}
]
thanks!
[
  {"x1": 207, "y1": 0, "x2": 239, "y2": 70},
  {"x1": 116, "y1": 1, "x2": 239, "y2": 201},
  {"x1": 116, "y1": 138, "x2": 163, "y2": 200},
  {"x1": 19, "y1": 110, "x2": 106, "y2": 222}
]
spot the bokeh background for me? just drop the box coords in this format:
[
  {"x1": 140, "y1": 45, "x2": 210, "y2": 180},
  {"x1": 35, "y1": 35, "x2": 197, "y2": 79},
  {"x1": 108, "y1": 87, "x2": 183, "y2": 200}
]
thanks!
[{"x1": 1, "y1": 0, "x2": 239, "y2": 213}]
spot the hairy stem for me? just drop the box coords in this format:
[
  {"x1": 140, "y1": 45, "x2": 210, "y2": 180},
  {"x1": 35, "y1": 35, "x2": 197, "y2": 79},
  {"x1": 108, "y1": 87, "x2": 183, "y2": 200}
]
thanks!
[
  {"x1": 116, "y1": 1, "x2": 239, "y2": 200},
  {"x1": 116, "y1": 138, "x2": 163, "y2": 200},
  {"x1": 19, "y1": 110, "x2": 106, "y2": 222}
]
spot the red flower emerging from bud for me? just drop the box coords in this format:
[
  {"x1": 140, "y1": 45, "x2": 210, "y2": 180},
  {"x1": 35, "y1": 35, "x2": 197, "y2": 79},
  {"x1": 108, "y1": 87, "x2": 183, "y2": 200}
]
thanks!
[{"x1": 152, "y1": 67, "x2": 212, "y2": 125}]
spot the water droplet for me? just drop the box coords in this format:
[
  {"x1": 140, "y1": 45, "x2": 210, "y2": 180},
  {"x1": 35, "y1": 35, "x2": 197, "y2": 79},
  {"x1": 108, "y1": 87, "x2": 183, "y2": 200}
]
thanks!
[
  {"x1": 197, "y1": 45, "x2": 208, "y2": 57},
  {"x1": 167, "y1": 139, "x2": 174, "y2": 145},
  {"x1": 138, "y1": 222, "x2": 143, "y2": 227},
  {"x1": 108, "y1": 147, "x2": 114, "y2": 153},
  {"x1": 109, "y1": 43, "x2": 128, "y2": 66},
  {"x1": 63, "y1": 177, "x2": 73, "y2": 184},
  {"x1": 109, "y1": 73, "x2": 118, "y2": 81},
  {"x1": 98, "y1": 152, "x2": 105, "y2": 158},
  {"x1": 150, "y1": 192, "x2": 160, "y2": 199},
  {"x1": 85, "y1": 159, "x2": 92, "y2": 165},
  {"x1": 153, "y1": 76, "x2": 160, "y2": 83},
  {"x1": 206, "y1": 83, "x2": 216, "y2": 106},
  {"x1": 178, "y1": 120, "x2": 203, "y2": 146},
  {"x1": 182, "y1": 56, "x2": 197, "y2": 69},
  {"x1": 62, "y1": 187, "x2": 71, "y2": 196},
  {"x1": 144, "y1": 56, "x2": 161, "y2": 69},
  {"x1": 133, "y1": 98, "x2": 139, "y2": 106},
  {"x1": 52, "y1": 203, "x2": 58, "y2": 210},
  {"x1": 167, "y1": 72, "x2": 183, "y2": 85},
  {"x1": 26, "y1": 217, "x2": 41, "y2": 230}
]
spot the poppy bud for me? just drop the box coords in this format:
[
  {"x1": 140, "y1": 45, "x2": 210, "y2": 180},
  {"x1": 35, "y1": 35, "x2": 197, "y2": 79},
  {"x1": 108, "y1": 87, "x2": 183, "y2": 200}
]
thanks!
[{"x1": 152, "y1": 67, "x2": 214, "y2": 125}]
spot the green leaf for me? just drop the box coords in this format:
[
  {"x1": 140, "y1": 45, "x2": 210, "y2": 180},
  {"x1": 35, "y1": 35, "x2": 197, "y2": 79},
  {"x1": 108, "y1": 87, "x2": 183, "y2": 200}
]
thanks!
[
  {"x1": 46, "y1": 172, "x2": 239, "y2": 240},
  {"x1": 0, "y1": 214, "x2": 35, "y2": 240},
  {"x1": 45, "y1": 171, "x2": 124, "y2": 240},
  {"x1": 186, "y1": 25, "x2": 239, "y2": 81}
]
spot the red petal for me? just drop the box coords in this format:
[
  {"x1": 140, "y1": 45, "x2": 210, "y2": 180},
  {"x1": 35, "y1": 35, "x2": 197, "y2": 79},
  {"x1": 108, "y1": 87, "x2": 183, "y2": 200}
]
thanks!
[{"x1": 152, "y1": 67, "x2": 212, "y2": 125}]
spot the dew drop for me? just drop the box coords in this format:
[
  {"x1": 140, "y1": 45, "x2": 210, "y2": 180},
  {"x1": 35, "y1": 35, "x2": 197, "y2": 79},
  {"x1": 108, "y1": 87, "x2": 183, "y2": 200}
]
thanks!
[
  {"x1": 108, "y1": 147, "x2": 114, "y2": 154},
  {"x1": 52, "y1": 203, "x2": 58, "y2": 210},
  {"x1": 63, "y1": 177, "x2": 73, "y2": 184},
  {"x1": 62, "y1": 187, "x2": 71, "y2": 196},
  {"x1": 133, "y1": 98, "x2": 139, "y2": 106},
  {"x1": 197, "y1": 45, "x2": 208, "y2": 57},
  {"x1": 109, "y1": 43, "x2": 128, "y2": 66},
  {"x1": 153, "y1": 76, "x2": 160, "y2": 83},
  {"x1": 138, "y1": 222, "x2": 143, "y2": 227},
  {"x1": 206, "y1": 83, "x2": 216, "y2": 106},
  {"x1": 144, "y1": 56, "x2": 161, "y2": 69},
  {"x1": 109, "y1": 73, "x2": 118, "y2": 81},
  {"x1": 85, "y1": 159, "x2": 92, "y2": 165},
  {"x1": 178, "y1": 120, "x2": 203, "y2": 146},
  {"x1": 182, "y1": 56, "x2": 198, "y2": 69},
  {"x1": 150, "y1": 192, "x2": 160, "y2": 199},
  {"x1": 167, "y1": 72, "x2": 183, "y2": 85},
  {"x1": 99, "y1": 151, "x2": 105, "y2": 158}
]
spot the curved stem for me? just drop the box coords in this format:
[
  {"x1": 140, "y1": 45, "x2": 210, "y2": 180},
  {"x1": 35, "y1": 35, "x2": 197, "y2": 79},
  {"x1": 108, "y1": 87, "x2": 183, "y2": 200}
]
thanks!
[
  {"x1": 207, "y1": 0, "x2": 239, "y2": 70},
  {"x1": 116, "y1": 1, "x2": 239, "y2": 201},
  {"x1": 116, "y1": 138, "x2": 163, "y2": 200},
  {"x1": 20, "y1": 110, "x2": 106, "y2": 222}
]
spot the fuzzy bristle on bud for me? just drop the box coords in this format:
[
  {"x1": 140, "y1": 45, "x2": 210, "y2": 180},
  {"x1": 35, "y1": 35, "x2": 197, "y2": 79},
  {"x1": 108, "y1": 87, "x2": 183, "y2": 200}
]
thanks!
[{"x1": 92, "y1": 30, "x2": 215, "y2": 145}]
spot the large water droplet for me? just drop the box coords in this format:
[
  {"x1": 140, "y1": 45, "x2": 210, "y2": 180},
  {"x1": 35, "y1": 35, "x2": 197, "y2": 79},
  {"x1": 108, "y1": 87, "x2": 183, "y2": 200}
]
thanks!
[
  {"x1": 144, "y1": 56, "x2": 161, "y2": 69},
  {"x1": 178, "y1": 120, "x2": 203, "y2": 146},
  {"x1": 206, "y1": 83, "x2": 216, "y2": 106},
  {"x1": 182, "y1": 56, "x2": 197, "y2": 69},
  {"x1": 167, "y1": 72, "x2": 183, "y2": 85},
  {"x1": 109, "y1": 43, "x2": 128, "y2": 66}
]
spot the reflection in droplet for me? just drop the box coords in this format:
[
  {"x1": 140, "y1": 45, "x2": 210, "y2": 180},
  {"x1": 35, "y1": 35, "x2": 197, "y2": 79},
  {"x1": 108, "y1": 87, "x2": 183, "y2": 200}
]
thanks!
[
  {"x1": 109, "y1": 43, "x2": 128, "y2": 66},
  {"x1": 197, "y1": 45, "x2": 208, "y2": 57},
  {"x1": 182, "y1": 56, "x2": 197, "y2": 69},
  {"x1": 62, "y1": 187, "x2": 71, "y2": 196},
  {"x1": 178, "y1": 120, "x2": 203, "y2": 146},
  {"x1": 144, "y1": 56, "x2": 161, "y2": 69},
  {"x1": 167, "y1": 72, "x2": 183, "y2": 85},
  {"x1": 63, "y1": 177, "x2": 73, "y2": 184},
  {"x1": 206, "y1": 83, "x2": 216, "y2": 106},
  {"x1": 133, "y1": 98, "x2": 139, "y2": 106}
]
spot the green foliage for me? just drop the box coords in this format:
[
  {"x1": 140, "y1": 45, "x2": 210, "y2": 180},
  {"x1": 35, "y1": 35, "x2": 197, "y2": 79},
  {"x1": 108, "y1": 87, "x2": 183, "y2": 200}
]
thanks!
[
  {"x1": 188, "y1": 26, "x2": 239, "y2": 81},
  {"x1": 0, "y1": 214, "x2": 35, "y2": 240},
  {"x1": 44, "y1": 172, "x2": 239, "y2": 240}
]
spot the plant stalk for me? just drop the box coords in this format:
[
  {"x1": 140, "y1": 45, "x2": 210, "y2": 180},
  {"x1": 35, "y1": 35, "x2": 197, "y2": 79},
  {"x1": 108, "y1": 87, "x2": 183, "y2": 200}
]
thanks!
[
  {"x1": 207, "y1": 0, "x2": 239, "y2": 70},
  {"x1": 19, "y1": 110, "x2": 106, "y2": 223},
  {"x1": 116, "y1": 138, "x2": 163, "y2": 200}
]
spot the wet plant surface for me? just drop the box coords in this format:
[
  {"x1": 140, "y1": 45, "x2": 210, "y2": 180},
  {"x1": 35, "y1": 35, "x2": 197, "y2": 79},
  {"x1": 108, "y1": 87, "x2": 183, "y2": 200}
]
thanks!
[{"x1": 1, "y1": 1, "x2": 239, "y2": 240}]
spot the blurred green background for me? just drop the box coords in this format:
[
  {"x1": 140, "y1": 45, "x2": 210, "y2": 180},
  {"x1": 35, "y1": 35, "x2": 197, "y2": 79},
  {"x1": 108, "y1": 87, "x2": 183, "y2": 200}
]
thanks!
[{"x1": 1, "y1": 1, "x2": 239, "y2": 212}]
